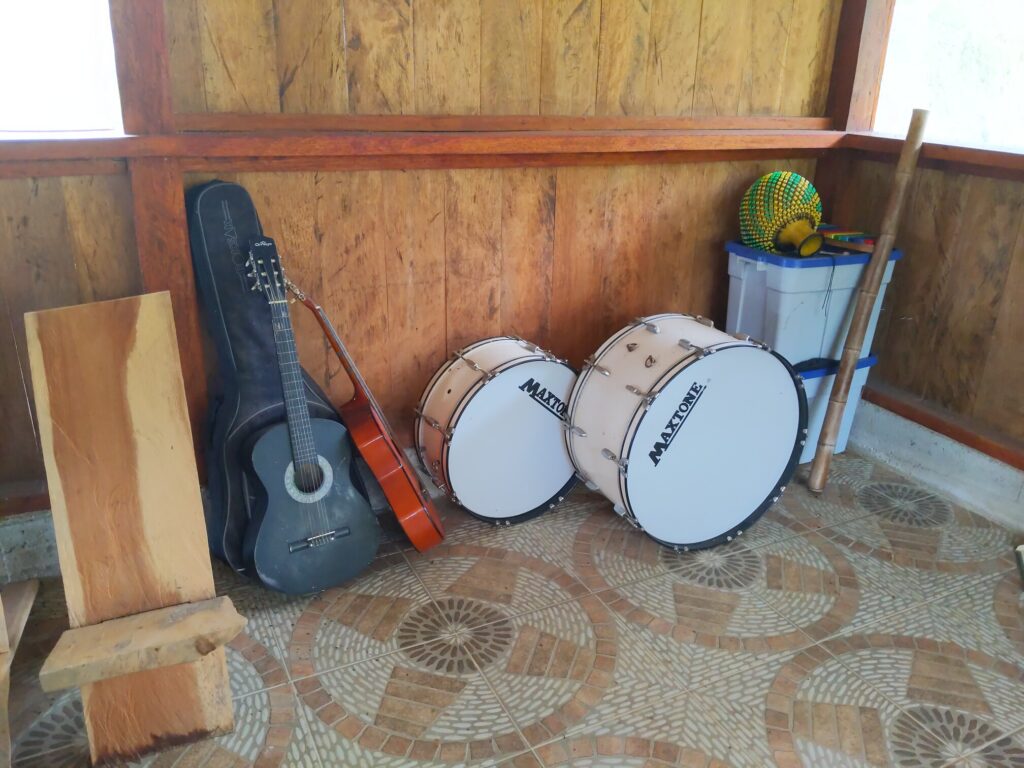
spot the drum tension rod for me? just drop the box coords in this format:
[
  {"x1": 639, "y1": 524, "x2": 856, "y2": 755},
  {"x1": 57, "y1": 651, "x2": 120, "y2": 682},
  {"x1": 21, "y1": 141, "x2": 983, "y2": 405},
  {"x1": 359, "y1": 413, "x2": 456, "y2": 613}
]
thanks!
[
  {"x1": 600, "y1": 448, "x2": 629, "y2": 476},
  {"x1": 414, "y1": 408, "x2": 454, "y2": 442},
  {"x1": 583, "y1": 356, "x2": 611, "y2": 376},
  {"x1": 634, "y1": 318, "x2": 660, "y2": 334},
  {"x1": 561, "y1": 422, "x2": 587, "y2": 438},
  {"x1": 678, "y1": 338, "x2": 707, "y2": 357},
  {"x1": 625, "y1": 384, "x2": 657, "y2": 410},
  {"x1": 730, "y1": 331, "x2": 770, "y2": 350},
  {"x1": 695, "y1": 315, "x2": 715, "y2": 328},
  {"x1": 454, "y1": 351, "x2": 496, "y2": 381}
]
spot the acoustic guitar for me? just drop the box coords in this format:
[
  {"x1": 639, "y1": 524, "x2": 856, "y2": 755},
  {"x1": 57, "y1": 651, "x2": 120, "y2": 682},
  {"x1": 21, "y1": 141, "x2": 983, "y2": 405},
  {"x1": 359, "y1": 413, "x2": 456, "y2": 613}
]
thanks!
[
  {"x1": 242, "y1": 237, "x2": 380, "y2": 594},
  {"x1": 292, "y1": 289, "x2": 445, "y2": 552}
]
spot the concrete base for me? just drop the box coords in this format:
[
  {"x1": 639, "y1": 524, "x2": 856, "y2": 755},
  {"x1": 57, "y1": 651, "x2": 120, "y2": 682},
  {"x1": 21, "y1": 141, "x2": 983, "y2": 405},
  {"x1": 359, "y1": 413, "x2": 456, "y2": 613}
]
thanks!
[{"x1": 850, "y1": 401, "x2": 1024, "y2": 533}]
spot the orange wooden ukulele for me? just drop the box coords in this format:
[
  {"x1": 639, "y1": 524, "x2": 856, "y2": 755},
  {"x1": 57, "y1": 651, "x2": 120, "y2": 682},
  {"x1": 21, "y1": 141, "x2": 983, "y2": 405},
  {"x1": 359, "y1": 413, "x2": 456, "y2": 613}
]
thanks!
[{"x1": 291, "y1": 284, "x2": 444, "y2": 551}]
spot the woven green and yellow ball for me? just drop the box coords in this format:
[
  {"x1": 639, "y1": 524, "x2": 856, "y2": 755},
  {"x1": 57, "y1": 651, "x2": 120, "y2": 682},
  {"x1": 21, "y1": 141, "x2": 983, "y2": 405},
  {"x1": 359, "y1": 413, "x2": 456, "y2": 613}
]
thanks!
[{"x1": 740, "y1": 171, "x2": 823, "y2": 256}]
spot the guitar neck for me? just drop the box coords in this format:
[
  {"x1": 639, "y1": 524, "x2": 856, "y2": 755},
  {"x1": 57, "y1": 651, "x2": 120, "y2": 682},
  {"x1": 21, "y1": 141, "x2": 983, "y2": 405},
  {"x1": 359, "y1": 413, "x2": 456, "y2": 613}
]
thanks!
[{"x1": 269, "y1": 299, "x2": 318, "y2": 466}]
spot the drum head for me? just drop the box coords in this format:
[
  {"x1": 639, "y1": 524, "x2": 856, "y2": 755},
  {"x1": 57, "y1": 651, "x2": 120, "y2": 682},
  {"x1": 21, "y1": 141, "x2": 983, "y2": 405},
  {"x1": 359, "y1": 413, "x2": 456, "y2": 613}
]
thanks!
[
  {"x1": 448, "y1": 359, "x2": 577, "y2": 521},
  {"x1": 624, "y1": 346, "x2": 803, "y2": 547}
]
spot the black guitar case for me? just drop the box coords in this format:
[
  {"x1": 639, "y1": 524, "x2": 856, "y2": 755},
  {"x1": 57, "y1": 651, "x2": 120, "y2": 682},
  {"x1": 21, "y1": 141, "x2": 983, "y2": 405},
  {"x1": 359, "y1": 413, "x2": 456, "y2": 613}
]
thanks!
[{"x1": 186, "y1": 180, "x2": 377, "y2": 577}]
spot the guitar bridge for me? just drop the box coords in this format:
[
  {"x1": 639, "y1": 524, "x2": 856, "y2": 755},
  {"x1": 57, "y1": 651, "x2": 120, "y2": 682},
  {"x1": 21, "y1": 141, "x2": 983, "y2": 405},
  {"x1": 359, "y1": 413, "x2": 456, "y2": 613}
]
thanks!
[{"x1": 288, "y1": 527, "x2": 351, "y2": 553}]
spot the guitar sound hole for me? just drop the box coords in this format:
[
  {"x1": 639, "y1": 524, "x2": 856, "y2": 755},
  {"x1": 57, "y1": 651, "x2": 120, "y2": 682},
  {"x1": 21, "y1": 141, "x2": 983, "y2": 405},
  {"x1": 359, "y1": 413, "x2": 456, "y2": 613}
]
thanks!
[{"x1": 295, "y1": 462, "x2": 325, "y2": 494}]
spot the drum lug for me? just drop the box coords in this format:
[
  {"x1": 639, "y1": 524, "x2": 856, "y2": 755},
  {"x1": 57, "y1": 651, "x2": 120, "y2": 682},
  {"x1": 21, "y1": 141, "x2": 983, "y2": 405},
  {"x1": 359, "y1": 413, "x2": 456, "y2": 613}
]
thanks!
[
  {"x1": 625, "y1": 384, "x2": 658, "y2": 411},
  {"x1": 455, "y1": 351, "x2": 496, "y2": 381},
  {"x1": 576, "y1": 470, "x2": 598, "y2": 490},
  {"x1": 415, "y1": 409, "x2": 454, "y2": 442},
  {"x1": 695, "y1": 315, "x2": 715, "y2": 328},
  {"x1": 633, "y1": 317, "x2": 660, "y2": 334},
  {"x1": 510, "y1": 335, "x2": 543, "y2": 354},
  {"x1": 583, "y1": 356, "x2": 611, "y2": 376},
  {"x1": 678, "y1": 338, "x2": 707, "y2": 358},
  {"x1": 613, "y1": 503, "x2": 640, "y2": 528},
  {"x1": 601, "y1": 448, "x2": 629, "y2": 476},
  {"x1": 561, "y1": 422, "x2": 587, "y2": 438}
]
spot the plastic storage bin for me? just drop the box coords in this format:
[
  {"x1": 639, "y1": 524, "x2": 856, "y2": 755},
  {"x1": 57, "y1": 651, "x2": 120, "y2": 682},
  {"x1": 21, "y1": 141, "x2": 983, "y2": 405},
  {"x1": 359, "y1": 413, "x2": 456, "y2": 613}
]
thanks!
[
  {"x1": 798, "y1": 356, "x2": 876, "y2": 464},
  {"x1": 725, "y1": 241, "x2": 901, "y2": 365}
]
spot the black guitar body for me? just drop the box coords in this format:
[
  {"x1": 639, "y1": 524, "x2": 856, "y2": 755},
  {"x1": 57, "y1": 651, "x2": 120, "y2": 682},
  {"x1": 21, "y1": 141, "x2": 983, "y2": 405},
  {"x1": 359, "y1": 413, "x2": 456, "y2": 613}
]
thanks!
[
  {"x1": 186, "y1": 180, "x2": 381, "y2": 591},
  {"x1": 244, "y1": 419, "x2": 380, "y2": 594}
]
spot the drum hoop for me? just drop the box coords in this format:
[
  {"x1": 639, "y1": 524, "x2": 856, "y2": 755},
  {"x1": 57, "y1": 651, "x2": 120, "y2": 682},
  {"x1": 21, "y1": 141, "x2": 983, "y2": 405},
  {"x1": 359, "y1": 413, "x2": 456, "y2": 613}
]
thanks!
[
  {"x1": 618, "y1": 345, "x2": 808, "y2": 549},
  {"x1": 439, "y1": 355, "x2": 576, "y2": 510}
]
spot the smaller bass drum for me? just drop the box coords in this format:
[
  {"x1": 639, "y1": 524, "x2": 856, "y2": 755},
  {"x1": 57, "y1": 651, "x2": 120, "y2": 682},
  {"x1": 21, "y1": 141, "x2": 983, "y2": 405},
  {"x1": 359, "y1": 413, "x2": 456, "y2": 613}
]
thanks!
[
  {"x1": 565, "y1": 314, "x2": 807, "y2": 550},
  {"x1": 415, "y1": 337, "x2": 578, "y2": 524}
]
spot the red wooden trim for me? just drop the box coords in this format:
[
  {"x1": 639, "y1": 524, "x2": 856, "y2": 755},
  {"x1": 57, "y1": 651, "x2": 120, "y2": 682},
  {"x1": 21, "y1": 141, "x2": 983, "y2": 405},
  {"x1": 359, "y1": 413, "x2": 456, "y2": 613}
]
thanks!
[
  {"x1": 863, "y1": 385, "x2": 1024, "y2": 472},
  {"x1": 826, "y1": 0, "x2": 896, "y2": 131},
  {"x1": 108, "y1": 0, "x2": 174, "y2": 134},
  {"x1": 843, "y1": 132, "x2": 1024, "y2": 180},
  {"x1": 0, "y1": 159, "x2": 127, "y2": 179},
  {"x1": 175, "y1": 113, "x2": 834, "y2": 133},
  {"x1": 0, "y1": 129, "x2": 846, "y2": 163},
  {"x1": 128, "y1": 158, "x2": 207, "y2": 468}
]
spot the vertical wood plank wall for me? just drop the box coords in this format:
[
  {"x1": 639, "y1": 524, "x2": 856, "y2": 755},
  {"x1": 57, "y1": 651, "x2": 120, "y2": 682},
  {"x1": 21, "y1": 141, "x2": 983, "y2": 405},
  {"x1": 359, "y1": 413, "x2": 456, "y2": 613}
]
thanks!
[
  {"x1": 186, "y1": 158, "x2": 817, "y2": 439},
  {"x1": 166, "y1": 0, "x2": 843, "y2": 116},
  {"x1": 826, "y1": 158, "x2": 1024, "y2": 443},
  {"x1": 0, "y1": 174, "x2": 140, "y2": 487}
]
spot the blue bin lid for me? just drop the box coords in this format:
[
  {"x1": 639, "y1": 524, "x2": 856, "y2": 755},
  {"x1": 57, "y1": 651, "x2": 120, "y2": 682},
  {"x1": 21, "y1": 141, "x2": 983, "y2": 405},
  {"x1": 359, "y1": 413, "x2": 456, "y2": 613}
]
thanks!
[
  {"x1": 798, "y1": 355, "x2": 878, "y2": 380},
  {"x1": 726, "y1": 240, "x2": 903, "y2": 268}
]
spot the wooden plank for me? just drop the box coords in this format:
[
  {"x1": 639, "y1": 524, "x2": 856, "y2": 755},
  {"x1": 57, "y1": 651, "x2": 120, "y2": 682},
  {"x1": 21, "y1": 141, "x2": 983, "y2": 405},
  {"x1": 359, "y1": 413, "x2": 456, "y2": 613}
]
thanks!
[
  {"x1": 163, "y1": 0, "x2": 208, "y2": 114},
  {"x1": 973, "y1": 208, "x2": 1024, "y2": 441},
  {"x1": 108, "y1": 0, "x2": 173, "y2": 133},
  {"x1": 174, "y1": 113, "x2": 834, "y2": 132},
  {"x1": 540, "y1": 0, "x2": 601, "y2": 115},
  {"x1": 316, "y1": 172, "x2": 390, "y2": 406},
  {"x1": 863, "y1": 383, "x2": 1024, "y2": 472},
  {"x1": 780, "y1": 0, "x2": 844, "y2": 116},
  {"x1": 59, "y1": 175, "x2": 142, "y2": 303},
  {"x1": 129, "y1": 159, "x2": 208, "y2": 450},
  {"x1": 25, "y1": 292, "x2": 231, "y2": 763},
  {"x1": 0, "y1": 129, "x2": 847, "y2": 163},
  {"x1": 444, "y1": 169, "x2": 503, "y2": 352},
  {"x1": 844, "y1": 133, "x2": 1024, "y2": 181},
  {"x1": 0, "y1": 159, "x2": 126, "y2": 179},
  {"x1": 344, "y1": 0, "x2": 414, "y2": 115},
  {"x1": 480, "y1": 0, "x2": 542, "y2": 114},
  {"x1": 499, "y1": 168, "x2": 556, "y2": 347},
  {"x1": 40, "y1": 597, "x2": 245, "y2": 693},
  {"x1": 737, "y1": 0, "x2": 791, "y2": 116},
  {"x1": 197, "y1": 0, "x2": 278, "y2": 112},
  {"x1": 0, "y1": 580, "x2": 40, "y2": 767},
  {"x1": 692, "y1": 0, "x2": 755, "y2": 116},
  {"x1": 275, "y1": 0, "x2": 347, "y2": 113},
  {"x1": 596, "y1": 0, "x2": 652, "y2": 116},
  {"x1": 414, "y1": 0, "x2": 482, "y2": 115},
  {"x1": 643, "y1": 0, "x2": 702, "y2": 116},
  {"x1": 826, "y1": 0, "x2": 896, "y2": 130}
]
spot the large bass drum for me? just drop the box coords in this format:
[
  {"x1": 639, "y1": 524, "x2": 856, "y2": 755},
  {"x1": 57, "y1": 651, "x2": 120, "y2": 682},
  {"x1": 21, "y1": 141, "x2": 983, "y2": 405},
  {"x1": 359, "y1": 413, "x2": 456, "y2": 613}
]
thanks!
[
  {"x1": 565, "y1": 314, "x2": 807, "y2": 549},
  {"x1": 416, "y1": 337, "x2": 578, "y2": 524}
]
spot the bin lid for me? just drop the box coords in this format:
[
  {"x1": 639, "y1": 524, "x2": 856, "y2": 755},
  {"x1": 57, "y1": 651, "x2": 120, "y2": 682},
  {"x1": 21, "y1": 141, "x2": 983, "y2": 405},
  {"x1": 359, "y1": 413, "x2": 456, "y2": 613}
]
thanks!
[
  {"x1": 796, "y1": 355, "x2": 878, "y2": 380},
  {"x1": 726, "y1": 241, "x2": 903, "y2": 268}
]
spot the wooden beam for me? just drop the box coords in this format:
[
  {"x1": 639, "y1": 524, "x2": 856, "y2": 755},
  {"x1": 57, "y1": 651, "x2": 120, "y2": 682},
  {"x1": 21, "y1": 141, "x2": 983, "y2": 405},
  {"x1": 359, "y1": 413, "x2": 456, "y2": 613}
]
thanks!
[
  {"x1": 175, "y1": 113, "x2": 834, "y2": 133},
  {"x1": 826, "y1": 0, "x2": 896, "y2": 131},
  {"x1": 40, "y1": 597, "x2": 245, "y2": 693},
  {"x1": 843, "y1": 133, "x2": 1024, "y2": 181},
  {"x1": 863, "y1": 383, "x2": 1024, "y2": 472},
  {"x1": 1, "y1": 580, "x2": 40, "y2": 767},
  {"x1": 0, "y1": 159, "x2": 126, "y2": 179},
  {"x1": 108, "y1": 0, "x2": 174, "y2": 133},
  {"x1": 128, "y1": 158, "x2": 207, "y2": 451},
  {"x1": 0, "y1": 129, "x2": 847, "y2": 163}
]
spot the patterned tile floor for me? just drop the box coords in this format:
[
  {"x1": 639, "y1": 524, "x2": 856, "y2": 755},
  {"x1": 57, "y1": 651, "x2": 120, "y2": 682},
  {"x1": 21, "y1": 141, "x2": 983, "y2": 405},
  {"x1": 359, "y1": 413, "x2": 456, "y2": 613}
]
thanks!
[{"x1": 9, "y1": 453, "x2": 1024, "y2": 767}]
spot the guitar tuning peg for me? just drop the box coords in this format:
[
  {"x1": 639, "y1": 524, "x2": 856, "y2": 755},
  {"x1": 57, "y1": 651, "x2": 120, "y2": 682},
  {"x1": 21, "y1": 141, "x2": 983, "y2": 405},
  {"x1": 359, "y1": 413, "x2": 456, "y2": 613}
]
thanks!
[{"x1": 251, "y1": 283, "x2": 260, "y2": 291}]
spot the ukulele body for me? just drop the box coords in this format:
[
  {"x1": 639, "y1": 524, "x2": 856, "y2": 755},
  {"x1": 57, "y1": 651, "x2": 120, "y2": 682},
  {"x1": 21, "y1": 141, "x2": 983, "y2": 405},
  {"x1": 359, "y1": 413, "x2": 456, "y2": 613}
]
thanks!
[{"x1": 243, "y1": 418, "x2": 380, "y2": 594}]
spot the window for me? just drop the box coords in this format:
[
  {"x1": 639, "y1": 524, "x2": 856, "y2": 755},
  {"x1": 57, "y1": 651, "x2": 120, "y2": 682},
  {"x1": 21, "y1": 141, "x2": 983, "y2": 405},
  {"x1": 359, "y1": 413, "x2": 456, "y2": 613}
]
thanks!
[
  {"x1": 874, "y1": 0, "x2": 1024, "y2": 150},
  {"x1": 0, "y1": 0, "x2": 122, "y2": 136}
]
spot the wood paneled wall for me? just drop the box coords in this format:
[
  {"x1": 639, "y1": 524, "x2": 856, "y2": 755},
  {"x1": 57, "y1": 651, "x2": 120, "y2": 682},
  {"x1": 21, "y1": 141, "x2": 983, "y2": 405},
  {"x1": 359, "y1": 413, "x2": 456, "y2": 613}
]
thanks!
[
  {"x1": 166, "y1": 0, "x2": 842, "y2": 117},
  {"x1": 827, "y1": 158, "x2": 1024, "y2": 442},
  {"x1": 0, "y1": 174, "x2": 141, "y2": 485},
  {"x1": 187, "y1": 158, "x2": 816, "y2": 435}
]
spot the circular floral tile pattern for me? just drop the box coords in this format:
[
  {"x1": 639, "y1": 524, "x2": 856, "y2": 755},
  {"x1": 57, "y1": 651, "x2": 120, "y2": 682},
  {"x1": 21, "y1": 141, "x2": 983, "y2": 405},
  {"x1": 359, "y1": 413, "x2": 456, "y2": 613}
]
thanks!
[
  {"x1": 766, "y1": 634, "x2": 1024, "y2": 767},
  {"x1": 292, "y1": 545, "x2": 617, "y2": 764},
  {"x1": 534, "y1": 735, "x2": 734, "y2": 766},
  {"x1": 575, "y1": 512, "x2": 858, "y2": 651},
  {"x1": 398, "y1": 598, "x2": 514, "y2": 674},
  {"x1": 857, "y1": 482, "x2": 952, "y2": 526},
  {"x1": 889, "y1": 706, "x2": 1024, "y2": 767},
  {"x1": 13, "y1": 690, "x2": 87, "y2": 761}
]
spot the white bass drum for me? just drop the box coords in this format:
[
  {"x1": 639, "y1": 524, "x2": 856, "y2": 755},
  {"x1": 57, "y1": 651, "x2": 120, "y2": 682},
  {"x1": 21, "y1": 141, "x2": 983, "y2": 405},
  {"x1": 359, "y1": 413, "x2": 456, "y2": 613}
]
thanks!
[
  {"x1": 416, "y1": 337, "x2": 578, "y2": 523},
  {"x1": 565, "y1": 314, "x2": 807, "y2": 549}
]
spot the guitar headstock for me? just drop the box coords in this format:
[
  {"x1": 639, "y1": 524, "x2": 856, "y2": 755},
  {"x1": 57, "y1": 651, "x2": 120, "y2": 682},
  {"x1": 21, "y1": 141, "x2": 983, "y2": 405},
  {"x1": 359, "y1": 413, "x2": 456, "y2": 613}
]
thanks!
[{"x1": 247, "y1": 237, "x2": 287, "y2": 303}]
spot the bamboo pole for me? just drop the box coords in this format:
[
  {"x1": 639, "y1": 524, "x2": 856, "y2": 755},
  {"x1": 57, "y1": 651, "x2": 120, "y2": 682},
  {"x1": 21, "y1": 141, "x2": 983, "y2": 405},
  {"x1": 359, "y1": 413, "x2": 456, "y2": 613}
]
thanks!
[{"x1": 807, "y1": 108, "x2": 928, "y2": 493}]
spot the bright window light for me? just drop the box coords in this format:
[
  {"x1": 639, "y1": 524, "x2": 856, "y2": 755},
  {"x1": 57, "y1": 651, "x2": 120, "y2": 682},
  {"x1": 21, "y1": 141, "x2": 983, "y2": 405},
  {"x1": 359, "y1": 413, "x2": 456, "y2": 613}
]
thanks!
[
  {"x1": 875, "y1": 0, "x2": 1024, "y2": 150},
  {"x1": 0, "y1": 0, "x2": 123, "y2": 136}
]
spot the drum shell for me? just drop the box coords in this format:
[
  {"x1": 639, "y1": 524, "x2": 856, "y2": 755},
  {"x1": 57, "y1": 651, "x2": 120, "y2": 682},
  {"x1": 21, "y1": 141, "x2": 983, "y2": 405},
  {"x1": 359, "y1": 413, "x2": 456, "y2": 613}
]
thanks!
[{"x1": 566, "y1": 315, "x2": 743, "y2": 512}]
